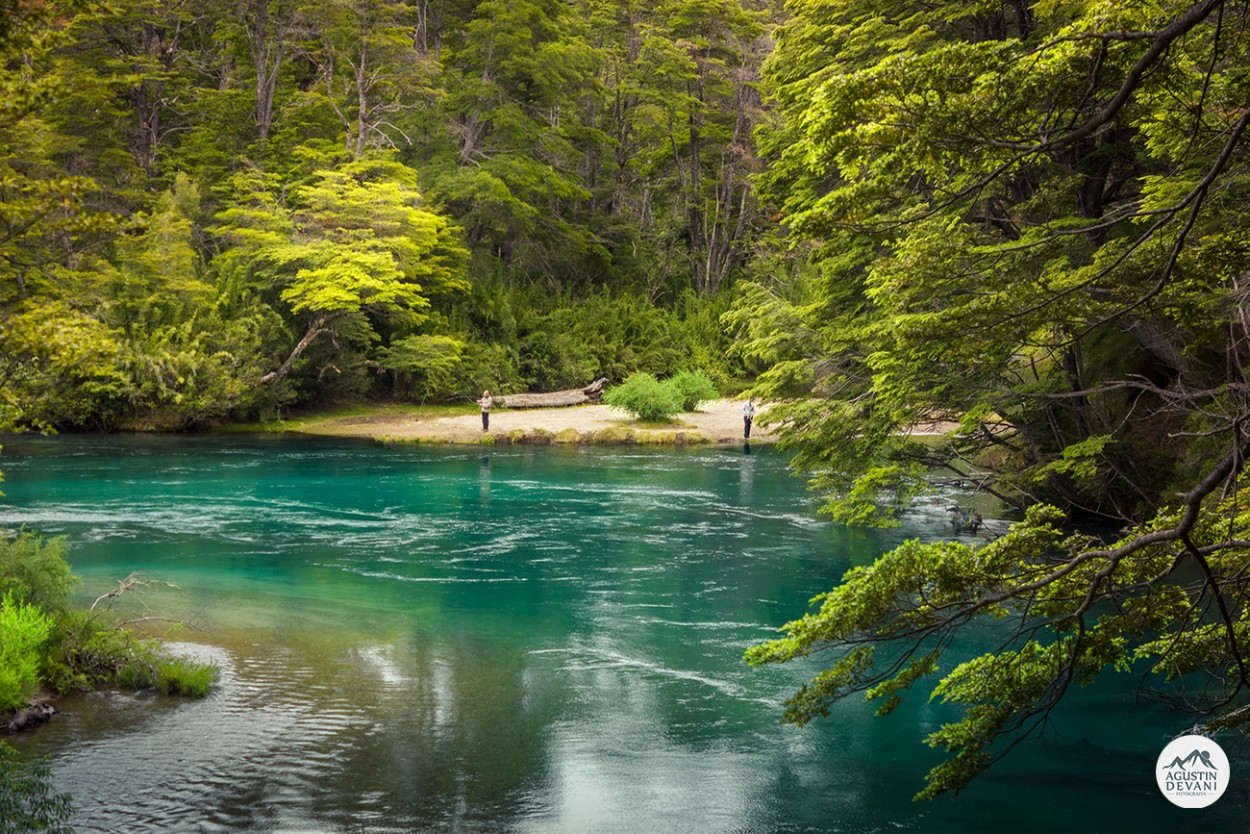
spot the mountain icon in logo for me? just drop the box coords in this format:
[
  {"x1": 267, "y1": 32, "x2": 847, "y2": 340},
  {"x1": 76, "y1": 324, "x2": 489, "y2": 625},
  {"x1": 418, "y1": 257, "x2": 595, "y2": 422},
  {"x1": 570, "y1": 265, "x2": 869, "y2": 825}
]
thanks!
[{"x1": 1162, "y1": 749, "x2": 1217, "y2": 771}]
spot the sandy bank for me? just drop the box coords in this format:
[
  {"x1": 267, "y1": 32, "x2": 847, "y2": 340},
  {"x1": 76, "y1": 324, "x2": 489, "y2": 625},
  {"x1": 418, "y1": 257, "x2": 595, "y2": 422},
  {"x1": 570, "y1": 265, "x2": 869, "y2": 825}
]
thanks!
[{"x1": 299, "y1": 399, "x2": 774, "y2": 446}]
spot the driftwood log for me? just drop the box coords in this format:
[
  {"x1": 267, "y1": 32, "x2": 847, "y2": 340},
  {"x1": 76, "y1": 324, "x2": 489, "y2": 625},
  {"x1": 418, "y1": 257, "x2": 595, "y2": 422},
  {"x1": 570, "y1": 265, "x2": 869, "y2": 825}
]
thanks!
[{"x1": 499, "y1": 378, "x2": 609, "y2": 409}]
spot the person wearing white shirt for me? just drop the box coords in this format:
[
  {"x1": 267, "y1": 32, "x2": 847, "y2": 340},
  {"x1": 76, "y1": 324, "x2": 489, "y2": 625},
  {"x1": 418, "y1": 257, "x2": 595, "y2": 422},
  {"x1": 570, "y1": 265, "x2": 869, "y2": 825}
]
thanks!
[
  {"x1": 743, "y1": 397, "x2": 756, "y2": 439},
  {"x1": 479, "y1": 390, "x2": 493, "y2": 431}
]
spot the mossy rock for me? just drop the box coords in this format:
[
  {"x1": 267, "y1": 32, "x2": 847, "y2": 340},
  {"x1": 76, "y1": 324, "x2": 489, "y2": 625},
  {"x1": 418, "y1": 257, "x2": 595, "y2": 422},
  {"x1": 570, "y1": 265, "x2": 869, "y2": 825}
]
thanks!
[
  {"x1": 554, "y1": 428, "x2": 583, "y2": 444},
  {"x1": 521, "y1": 429, "x2": 554, "y2": 445},
  {"x1": 593, "y1": 427, "x2": 637, "y2": 444}
]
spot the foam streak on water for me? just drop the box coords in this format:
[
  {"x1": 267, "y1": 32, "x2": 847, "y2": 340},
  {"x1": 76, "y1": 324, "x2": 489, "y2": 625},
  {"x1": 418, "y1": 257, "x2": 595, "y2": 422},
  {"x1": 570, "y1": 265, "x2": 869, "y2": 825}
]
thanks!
[{"x1": 2, "y1": 435, "x2": 1244, "y2": 833}]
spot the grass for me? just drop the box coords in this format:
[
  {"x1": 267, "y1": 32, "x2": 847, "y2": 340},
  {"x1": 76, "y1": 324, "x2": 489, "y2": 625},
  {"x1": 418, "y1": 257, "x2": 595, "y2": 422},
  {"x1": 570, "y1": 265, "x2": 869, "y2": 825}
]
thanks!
[{"x1": 218, "y1": 401, "x2": 475, "y2": 434}]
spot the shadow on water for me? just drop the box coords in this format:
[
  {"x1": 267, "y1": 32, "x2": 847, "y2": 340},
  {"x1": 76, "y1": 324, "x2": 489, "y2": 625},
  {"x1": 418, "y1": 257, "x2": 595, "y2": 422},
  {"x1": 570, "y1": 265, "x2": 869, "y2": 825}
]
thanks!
[{"x1": 1, "y1": 434, "x2": 1246, "y2": 833}]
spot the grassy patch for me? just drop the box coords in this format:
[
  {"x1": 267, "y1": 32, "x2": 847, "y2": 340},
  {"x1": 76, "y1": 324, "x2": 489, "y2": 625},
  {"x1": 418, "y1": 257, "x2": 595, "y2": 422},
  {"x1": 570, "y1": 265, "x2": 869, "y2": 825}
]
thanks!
[{"x1": 220, "y1": 402, "x2": 474, "y2": 434}]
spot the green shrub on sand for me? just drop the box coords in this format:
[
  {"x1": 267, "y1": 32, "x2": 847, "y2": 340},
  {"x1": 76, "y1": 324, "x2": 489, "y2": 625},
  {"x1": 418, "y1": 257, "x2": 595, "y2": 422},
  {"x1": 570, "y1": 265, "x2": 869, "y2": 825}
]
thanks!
[
  {"x1": 667, "y1": 369, "x2": 719, "y2": 411},
  {"x1": 603, "y1": 373, "x2": 683, "y2": 422}
]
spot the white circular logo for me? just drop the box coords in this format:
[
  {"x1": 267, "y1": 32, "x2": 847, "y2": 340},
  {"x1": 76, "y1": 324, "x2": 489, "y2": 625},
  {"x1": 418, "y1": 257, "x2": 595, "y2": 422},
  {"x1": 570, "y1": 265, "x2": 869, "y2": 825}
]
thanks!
[{"x1": 1156, "y1": 734, "x2": 1229, "y2": 808}]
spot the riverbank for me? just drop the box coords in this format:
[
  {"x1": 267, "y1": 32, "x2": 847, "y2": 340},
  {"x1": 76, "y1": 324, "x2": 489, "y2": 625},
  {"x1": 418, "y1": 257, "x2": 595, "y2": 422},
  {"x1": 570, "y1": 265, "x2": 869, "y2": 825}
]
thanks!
[{"x1": 265, "y1": 399, "x2": 775, "y2": 445}]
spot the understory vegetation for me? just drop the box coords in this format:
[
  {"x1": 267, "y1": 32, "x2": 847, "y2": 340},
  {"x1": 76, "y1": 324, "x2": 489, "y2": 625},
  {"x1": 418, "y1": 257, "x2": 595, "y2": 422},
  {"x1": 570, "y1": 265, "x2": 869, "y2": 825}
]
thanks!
[{"x1": 603, "y1": 369, "x2": 719, "y2": 422}]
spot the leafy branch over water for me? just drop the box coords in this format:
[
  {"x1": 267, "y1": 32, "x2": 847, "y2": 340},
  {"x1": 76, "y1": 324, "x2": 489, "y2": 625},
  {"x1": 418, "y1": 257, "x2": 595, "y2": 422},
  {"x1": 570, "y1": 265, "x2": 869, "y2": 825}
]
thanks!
[{"x1": 741, "y1": 0, "x2": 1250, "y2": 799}]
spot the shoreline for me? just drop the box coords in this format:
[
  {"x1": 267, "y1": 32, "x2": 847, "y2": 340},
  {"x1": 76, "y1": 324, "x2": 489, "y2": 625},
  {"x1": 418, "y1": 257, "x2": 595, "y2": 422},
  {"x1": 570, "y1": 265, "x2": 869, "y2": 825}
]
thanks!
[{"x1": 284, "y1": 399, "x2": 775, "y2": 446}]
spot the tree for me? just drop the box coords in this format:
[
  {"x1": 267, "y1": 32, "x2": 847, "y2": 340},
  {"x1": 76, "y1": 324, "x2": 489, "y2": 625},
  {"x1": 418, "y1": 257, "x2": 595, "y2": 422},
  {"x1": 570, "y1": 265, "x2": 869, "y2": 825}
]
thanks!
[
  {"x1": 215, "y1": 154, "x2": 468, "y2": 386},
  {"x1": 636, "y1": 0, "x2": 766, "y2": 294},
  {"x1": 0, "y1": 0, "x2": 127, "y2": 432},
  {"x1": 744, "y1": 0, "x2": 1250, "y2": 799},
  {"x1": 431, "y1": 0, "x2": 602, "y2": 278},
  {"x1": 301, "y1": 0, "x2": 434, "y2": 159}
]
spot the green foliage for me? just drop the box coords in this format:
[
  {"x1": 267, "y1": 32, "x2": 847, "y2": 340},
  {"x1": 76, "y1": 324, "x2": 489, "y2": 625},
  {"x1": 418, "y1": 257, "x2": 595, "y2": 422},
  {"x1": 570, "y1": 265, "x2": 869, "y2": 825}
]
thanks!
[
  {"x1": 0, "y1": 742, "x2": 74, "y2": 834},
  {"x1": 822, "y1": 463, "x2": 929, "y2": 528},
  {"x1": 749, "y1": 467, "x2": 1250, "y2": 797},
  {"x1": 746, "y1": 0, "x2": 1250, "y2": 520},
  {"x1": 214, "y1": 154, "x2": 470, "y2": 391},
  {"x1": 667, "y1": 369, "x2": 719, "y2": 411},
  {"x1": 1, "y1": 0, "x2": 779, "y2": 427},
  {"x1": 46, "y1": 609, "x2": 219, "y2": 697},
  {"x1": 0, "y1": 533, "x2": 76, "y2": 618},
  {"x1": 376, "y1": 334, "x2": 467, "y2": 401},
  {"x1": 744, "y1": 11, "x2": 1250, "y2": 803},
  {"x1": 604, "y1": 372, "x2": 684, "y2": 422},
  {"x1": 0, "y1": 299, "x2": 125, "y2": 432},
  {"x1": 0, "y1": 593, "x2": 53, "y2": 713}
]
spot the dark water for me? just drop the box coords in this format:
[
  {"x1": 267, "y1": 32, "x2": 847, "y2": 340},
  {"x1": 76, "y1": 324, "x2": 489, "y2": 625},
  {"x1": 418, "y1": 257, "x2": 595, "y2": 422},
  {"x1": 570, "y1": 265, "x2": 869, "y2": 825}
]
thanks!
[{"x1": 0, "y1": 435, "x2": 1243, "y2": 833}]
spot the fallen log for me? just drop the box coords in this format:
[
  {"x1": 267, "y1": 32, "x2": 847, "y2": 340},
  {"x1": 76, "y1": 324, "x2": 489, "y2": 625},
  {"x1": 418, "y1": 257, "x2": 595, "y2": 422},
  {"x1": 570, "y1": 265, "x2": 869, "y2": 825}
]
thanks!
[{"x1": 499, "y1": 378, "x2": 608, "y2": 409}]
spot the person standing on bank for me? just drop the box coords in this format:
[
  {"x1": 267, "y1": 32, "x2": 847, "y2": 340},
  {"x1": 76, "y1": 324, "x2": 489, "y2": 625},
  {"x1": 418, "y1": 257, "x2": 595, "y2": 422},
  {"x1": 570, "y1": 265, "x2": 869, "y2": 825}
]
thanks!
[
  {"x1": 479, "y1": 390, "x2": 493, "y2": 432},
  {"x1": 743, "y1": 396, "x2": 756, "y2": 440}
]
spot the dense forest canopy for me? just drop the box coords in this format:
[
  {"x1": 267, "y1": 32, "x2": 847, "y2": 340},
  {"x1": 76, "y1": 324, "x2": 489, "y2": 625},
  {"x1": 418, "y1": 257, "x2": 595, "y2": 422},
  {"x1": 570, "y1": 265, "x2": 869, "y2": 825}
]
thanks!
[
  {"x1": 8, "y1": 0, "x2": 1250, "y2": 803},
  {"x1": 1, "y1": 0, "x2": 785, "y2": 431}
]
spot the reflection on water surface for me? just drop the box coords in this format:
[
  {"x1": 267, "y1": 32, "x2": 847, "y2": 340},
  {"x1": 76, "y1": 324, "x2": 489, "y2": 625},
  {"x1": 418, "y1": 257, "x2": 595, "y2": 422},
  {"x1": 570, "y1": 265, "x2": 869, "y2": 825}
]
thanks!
[{"x1": 1, "y1": 435, "x2": 1243, "y2": 832}]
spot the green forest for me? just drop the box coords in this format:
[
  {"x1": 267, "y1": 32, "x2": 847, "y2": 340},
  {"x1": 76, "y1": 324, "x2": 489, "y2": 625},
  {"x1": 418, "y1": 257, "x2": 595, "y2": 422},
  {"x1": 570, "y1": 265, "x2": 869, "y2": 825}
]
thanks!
[
  {"x1": 1, "y1": 0, "x2": 786, "y2": 433},
  {"x1": 7, "y1": 0, "x2": 1250, "y2": 805}
]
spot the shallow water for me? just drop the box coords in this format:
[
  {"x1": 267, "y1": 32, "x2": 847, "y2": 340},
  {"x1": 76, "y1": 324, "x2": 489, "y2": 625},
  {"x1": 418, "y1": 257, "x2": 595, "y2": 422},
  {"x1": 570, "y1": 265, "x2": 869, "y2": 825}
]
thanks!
[{"x1": 1, "y1": 434, "x2": 1243, "y2": 832}]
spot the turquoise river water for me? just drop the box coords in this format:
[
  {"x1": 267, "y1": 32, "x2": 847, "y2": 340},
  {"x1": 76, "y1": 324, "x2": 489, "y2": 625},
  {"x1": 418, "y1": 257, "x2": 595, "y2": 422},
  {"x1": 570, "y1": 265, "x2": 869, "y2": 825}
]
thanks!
[{"x1": 0, "y1": 434, "x2": 1245, "y2": 833}]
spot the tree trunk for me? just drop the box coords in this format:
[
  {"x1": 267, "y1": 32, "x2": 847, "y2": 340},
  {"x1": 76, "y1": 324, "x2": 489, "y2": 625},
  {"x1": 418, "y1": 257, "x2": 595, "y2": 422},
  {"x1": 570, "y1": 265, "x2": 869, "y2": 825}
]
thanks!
[{"x1": 259, "y1": 312, "x2": 342, "y2": 385}]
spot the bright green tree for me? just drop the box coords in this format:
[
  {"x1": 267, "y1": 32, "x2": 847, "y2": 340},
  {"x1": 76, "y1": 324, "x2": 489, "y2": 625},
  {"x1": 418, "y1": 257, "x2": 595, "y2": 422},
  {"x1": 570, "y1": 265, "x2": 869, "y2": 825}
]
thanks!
[{"x1": 216, "y1": 154, "x2": 468, "y2": 386}]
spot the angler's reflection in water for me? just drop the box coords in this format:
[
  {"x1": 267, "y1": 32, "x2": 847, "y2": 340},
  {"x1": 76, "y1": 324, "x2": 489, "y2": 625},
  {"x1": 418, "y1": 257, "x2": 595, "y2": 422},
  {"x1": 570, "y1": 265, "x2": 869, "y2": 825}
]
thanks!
[
  {"x1": 740, "y1": 442, "x2": 755, "y2": 501},
  {"x1": 479, "y1": 454, "x2": 491, "y2": 501}
]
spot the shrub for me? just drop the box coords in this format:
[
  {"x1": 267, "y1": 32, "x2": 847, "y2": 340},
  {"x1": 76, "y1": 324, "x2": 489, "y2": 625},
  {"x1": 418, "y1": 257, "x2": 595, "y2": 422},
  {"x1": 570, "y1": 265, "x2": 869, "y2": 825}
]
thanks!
[
  {"x1": 0, "y1": 593, "x2": 53, "y2": 714},
  {"x1": 0, "y1": 532, "x2": 76, "y2": 618},
  {"x1": 603, "y1": 372, "x2": 683, "y2": 422},
  {"x1": 46, "y1": 610, "x2": 219, "y2": 697},
  {"x1": 667, "y1": 369, "x2": 719, "y2": 411},
  {"x1": 376, "y1": 334, "x2": 467, "y2": 401}
]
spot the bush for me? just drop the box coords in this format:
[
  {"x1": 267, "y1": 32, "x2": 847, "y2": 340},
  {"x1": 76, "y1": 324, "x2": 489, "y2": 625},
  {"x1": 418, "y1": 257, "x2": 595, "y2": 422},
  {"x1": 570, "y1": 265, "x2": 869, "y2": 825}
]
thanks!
[
  {"x1": 604, "y1": 372, "x2": 683, "y2": 422},
  {"x1": 0, "y1": 533, "x2": 76, "y2": 618},
  {"x1": 0, "y1": 593, "x2": 53, "y2": 713},
  {"x1": 46, "y1": 610, "x2": 219, "y2": 697},
  {"x1": 667, "y1": 369, "x2": 719, "y2": 411}
]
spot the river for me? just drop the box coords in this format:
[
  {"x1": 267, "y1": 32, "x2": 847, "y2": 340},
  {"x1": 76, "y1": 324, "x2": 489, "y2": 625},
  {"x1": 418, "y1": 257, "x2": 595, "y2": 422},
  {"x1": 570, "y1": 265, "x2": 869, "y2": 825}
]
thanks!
[{"x1": 0, "y1": 435, "x2": 1242, "y2": 832}]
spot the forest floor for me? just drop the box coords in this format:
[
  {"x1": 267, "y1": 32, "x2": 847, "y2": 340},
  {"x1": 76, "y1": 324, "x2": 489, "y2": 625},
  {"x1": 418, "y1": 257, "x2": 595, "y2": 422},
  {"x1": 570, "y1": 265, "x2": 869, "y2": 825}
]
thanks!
[{"x1": 283, "y1": 398, "x2": 774, "y2": 446}]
